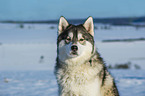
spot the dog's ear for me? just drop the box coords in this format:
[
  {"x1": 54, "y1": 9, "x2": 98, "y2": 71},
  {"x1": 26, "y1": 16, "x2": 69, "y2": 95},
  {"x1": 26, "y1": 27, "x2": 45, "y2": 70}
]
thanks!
[
  {"x1": 58, "y1": 16, "x2": 69, "y2": 35},
  {"x1": 83, "y1": 16, "x2": 94, "y2": 36}
]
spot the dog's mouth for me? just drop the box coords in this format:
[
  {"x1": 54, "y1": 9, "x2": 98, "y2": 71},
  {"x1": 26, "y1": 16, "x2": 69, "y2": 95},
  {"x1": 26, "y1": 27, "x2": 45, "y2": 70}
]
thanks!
[{"x1": 70, "y1": 51, "x2": 78, "y2": 57}]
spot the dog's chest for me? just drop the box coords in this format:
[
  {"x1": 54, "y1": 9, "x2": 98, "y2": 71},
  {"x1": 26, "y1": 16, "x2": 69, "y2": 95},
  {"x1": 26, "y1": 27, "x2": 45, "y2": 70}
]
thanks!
[{"x1": 57, "y1": 64, "x2": 101, "y2": 96}]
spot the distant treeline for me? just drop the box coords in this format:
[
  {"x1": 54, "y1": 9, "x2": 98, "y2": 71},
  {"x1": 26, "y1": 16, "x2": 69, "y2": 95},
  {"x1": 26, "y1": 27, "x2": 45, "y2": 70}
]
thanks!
[
  {"x1": 108, "y1": 62, "x2": 141, "y2": 69},
  {"x1": 102, "y1": 38, "x2": 145, "y2": 42},
  {"x1": 1, "y1": 16, "x2": 145, "y2": 26}
]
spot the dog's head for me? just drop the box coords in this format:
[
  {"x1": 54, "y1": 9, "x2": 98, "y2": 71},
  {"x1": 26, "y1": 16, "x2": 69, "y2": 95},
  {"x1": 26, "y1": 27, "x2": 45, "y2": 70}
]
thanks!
[{"x1": 57, "y1": 16, "x2": 95, "y2": 65}]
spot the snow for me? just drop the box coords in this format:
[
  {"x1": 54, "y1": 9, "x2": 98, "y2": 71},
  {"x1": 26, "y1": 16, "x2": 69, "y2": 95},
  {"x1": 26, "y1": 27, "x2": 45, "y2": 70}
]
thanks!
[
  {"x1": 97, "y1": 41, "x2": 145, "y2": 69},
  {"x1": 0, "y1": 70, "x2": 145, "y2": 96},
  {"x1": 0, "y1": 43, "x2": 56, "y2": 71},
  {"x1": 0, "y1": 23, "x2": 145, "y2": 96},
  {"x1": 94, "y1": 24, "x2": 145, "y2": 41},
  {"x1": 0, "y1": 71, "x2": 57, "y2": 96},
  {"x1": 111, "y1": 70, "x2": 145, "y2": 96},
  {"x1": 0, "y1": 23, "x2": 57, "y2": 44}
]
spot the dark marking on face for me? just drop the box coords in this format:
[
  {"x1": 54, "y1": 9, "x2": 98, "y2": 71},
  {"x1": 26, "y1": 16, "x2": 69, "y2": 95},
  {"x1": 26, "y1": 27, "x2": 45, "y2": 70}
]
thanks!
[
  {"x1": 72, "y1": 27, "x2": 78, "y2": 44},
  {"x1": 57, "y1": 24, "x2": 73, "y2": 45},
  {"x1": 79, "y1": 25, "x2": 94, "y2": 45}
]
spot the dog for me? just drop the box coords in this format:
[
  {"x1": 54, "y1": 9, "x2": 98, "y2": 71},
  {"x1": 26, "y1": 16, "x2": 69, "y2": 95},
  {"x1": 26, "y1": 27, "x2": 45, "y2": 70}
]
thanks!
[{"x1": 55, "y1": 16, "x2": 119, "y2": 96}]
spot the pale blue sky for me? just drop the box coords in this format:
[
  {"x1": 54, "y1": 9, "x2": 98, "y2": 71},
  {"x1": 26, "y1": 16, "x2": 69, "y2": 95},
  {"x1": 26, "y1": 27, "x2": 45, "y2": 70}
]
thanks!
[{"x1": 0, "y1": 0, "x2": 145, "y2": 21}]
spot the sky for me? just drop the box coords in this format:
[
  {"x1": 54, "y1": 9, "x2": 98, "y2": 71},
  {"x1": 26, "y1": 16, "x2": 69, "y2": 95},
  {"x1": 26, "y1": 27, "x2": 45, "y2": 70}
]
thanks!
[{"x1": 0, "y1": 0, "x2": 145, "y2": 21}]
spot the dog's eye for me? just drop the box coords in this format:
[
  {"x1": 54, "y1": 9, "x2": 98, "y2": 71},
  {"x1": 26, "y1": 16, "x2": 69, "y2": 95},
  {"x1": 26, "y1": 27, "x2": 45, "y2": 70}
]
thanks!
[
  {"x1": 66, "y1": 36, "x2": 71, "y2": 40},
  {"x1": 80, "y1": 38, "x2": 84, "y2": 41},
  {"x1": 79, "y1": 38, "x2": 85, "y2": 44},
  {"x1": 79, "y1": 37, "x2": 85, "y2": 41},
  {"x1": 65, "y1": 36, "x2": 71, "y2": 43}
]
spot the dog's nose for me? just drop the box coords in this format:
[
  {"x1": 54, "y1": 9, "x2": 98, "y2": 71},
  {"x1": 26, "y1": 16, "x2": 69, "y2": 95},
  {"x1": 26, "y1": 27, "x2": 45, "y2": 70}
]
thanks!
[{"x1": 71, "y1": 45, "x2": 78, "y2": 51}]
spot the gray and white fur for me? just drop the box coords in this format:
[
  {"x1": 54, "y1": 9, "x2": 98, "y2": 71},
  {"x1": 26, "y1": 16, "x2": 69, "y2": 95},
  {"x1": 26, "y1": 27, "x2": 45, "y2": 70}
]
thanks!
[{"x1": 55, "y1": 16, "x2": 119, "y2": 96}]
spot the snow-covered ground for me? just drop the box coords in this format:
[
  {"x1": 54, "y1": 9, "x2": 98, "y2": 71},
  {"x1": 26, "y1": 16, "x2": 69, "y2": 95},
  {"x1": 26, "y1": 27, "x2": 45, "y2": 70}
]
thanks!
[
  {"x1": 0, "y1": 70, "x2": 145, "y2": 96},
  {"x1": 0, "y1": 23, "x2": 145, "y2": 96}
]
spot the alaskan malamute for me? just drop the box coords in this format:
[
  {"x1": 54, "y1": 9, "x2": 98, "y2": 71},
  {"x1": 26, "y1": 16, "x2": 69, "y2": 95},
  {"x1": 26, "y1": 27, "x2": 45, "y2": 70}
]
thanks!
[{"x1": 55, "y1": 16, "x2": 119, "y2": 96}]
